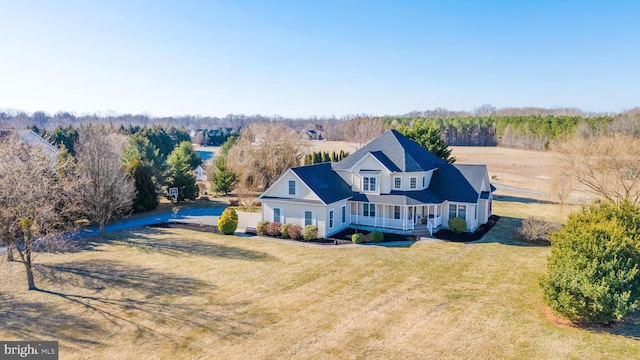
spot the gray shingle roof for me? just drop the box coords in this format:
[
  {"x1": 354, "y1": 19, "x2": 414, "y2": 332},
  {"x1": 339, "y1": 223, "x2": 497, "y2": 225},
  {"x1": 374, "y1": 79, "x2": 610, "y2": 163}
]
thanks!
[
  {"x1": 351, "y1": 190, "x2": 444, "y2": 206},
  {"x1": 271, "y1": 131, "x2": 492, "y2": 206},
  {"x1": 428, "y1": 164, "x2": 487, "y2": 203},
  {"x1": 333, "y1": 130, "x2": 446, "y2": 172},
  {"x1": 291, "y1": 162, "x2": 353, "y2": 204}
]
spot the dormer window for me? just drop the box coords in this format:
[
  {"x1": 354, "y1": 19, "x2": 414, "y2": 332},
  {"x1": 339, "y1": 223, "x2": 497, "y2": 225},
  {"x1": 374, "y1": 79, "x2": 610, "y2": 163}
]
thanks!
[
  {"x1": 288, "y1": 180, "x2": 297, "y2": 195},
  {"x1": 422, "y1": 176, "x2": 426, "y2": 188},
  {"x1": 410, "y1": 177, "x2": 417, "y2": 189},
  {"x1": 362, "y1": 176, "x2": 377, "y2": 193}
]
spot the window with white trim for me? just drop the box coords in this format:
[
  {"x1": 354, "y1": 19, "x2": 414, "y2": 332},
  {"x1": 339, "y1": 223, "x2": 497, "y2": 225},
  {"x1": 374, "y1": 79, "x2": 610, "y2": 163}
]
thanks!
[
  {"x1": 449, "y1": 204, "x2": 467, "y2": 221},
  {"x1": 341, "y1": 205, "x2": 346, "y2": 224},
  {"x1": 273, "y1": 208, "x2": 282, "y2": 223},
  {"x1": 422, "y1": 176, "x2": 426, "y2": 188},
  {"x1": 304, "y1": 211, "x2": 314, "y2": 226},
  {"x1": 362, "y1": 176, "x2": 377, "y2": 193},
  {"x1": 393, "y1": 206, "x2": 401, "y2": 219},
  {"x1": 410, "y1": 177, "x2": 417, "y2": 189},
  {"x1": 393, "y1": 177, "x2": 401, "y2": 189},
  {"x1": 288, "y1": 180, "x2": 296, "y2": 195},
  {"x1": 449, "y1": 204, "x2": 457, "y2": 219},
  {"x1": 329, "y1": 210, "x2": 334, "y2": 228},
  {"x1": 458, "y1": 205, "x2": 466, "y2": 220},
  {"x1": 363, "y1": 203, "x2": 376, "y2": 217}
]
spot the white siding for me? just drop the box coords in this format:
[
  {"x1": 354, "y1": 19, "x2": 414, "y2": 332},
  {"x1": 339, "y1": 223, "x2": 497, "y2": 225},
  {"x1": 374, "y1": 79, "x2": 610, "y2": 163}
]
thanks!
[
  {"x1": 262, "y1": 171, "x2": 321, "y2": 202},
  {"x1": 350, "y1": 154, "x2": 391, "y2": 193},
  {"x1": 325, "y1": 199, "x2": 350, "y2": 237},
  {"x1": 443, "y1": 201, "x2": 480, "y2": 231},
  {"x1": 262, "y1": 200, "x2": 329, "y2": 237},
  {"x1": 478, "y1": 199, "x2": 487, "y2": 224},
  {"x1": 390, "y1": 171, "x2": 433, "y2": 191}
]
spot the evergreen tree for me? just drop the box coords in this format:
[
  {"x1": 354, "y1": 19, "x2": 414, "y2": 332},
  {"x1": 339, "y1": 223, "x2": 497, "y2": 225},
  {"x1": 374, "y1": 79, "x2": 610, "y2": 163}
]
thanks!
[
  {"x1": 399, "y1": 121, "x2": 456, "y2": 163},
  {"x1": 128, "y1": 157, "x2": 159, "y2": 212},
  {"x1": 167, "y1": 145, "x2": 199, "y2": 201},
  {"x1": 123, "y1": 133, "x2": 168, "y2": 190},
  {"x1": 172, "y1": 141, "x2": 202, "y2": 169},
  {"x1": 209, "y1": 137, "x2": 238, "y2": 195},
  {"x1": 50, "y1": 125, "x2": 79, "y2": 155},
  {"x1": 540, "y1": 200, "x2": 640, "y2": 324}
]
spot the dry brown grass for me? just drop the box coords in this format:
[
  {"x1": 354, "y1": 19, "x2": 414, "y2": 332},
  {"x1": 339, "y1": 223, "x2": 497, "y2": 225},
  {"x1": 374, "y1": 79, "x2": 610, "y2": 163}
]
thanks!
[{"x1": 1, "y1": 200, "x2": 639, "y2": 359}]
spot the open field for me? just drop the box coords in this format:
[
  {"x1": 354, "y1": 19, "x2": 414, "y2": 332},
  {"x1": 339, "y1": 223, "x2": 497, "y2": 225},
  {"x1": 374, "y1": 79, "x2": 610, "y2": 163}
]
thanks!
[
  {"x1": 1, "y1": 201, "x2": 638, "y2": 359},
  {"x1": 304, "y1": 140, "x2": 592, "y2": 202}
]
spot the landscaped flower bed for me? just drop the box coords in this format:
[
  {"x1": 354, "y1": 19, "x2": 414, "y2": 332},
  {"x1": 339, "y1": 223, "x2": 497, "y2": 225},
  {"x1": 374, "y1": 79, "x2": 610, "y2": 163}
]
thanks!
[{"x1": 433, "y1": 215, "x2": 500, "y2": 242}]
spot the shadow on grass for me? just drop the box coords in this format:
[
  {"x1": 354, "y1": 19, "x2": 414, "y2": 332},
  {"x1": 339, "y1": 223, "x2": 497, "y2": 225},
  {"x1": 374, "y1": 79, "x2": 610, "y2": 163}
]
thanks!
[
  {"x1": 26, "y1": 259, "x2": 271, "y2": 342},
  {"x1": 35, "y1": 259, "x2": 210, "y2": 297},
  {"x1": 74, "y1": 227, "x2": 275, "y2": 261},
  {"x1": 0, "y1": 291, "x2": 106, "y2": 345},
  {"x1": 585, "y1": 309, "x2": 640, "y2": 340},
  {"x1": 493, "y1": 194, "x2": 557, "y2": 205},
  {"x1": 471, "y1": 216, "x2": 550, "y2": 247}
]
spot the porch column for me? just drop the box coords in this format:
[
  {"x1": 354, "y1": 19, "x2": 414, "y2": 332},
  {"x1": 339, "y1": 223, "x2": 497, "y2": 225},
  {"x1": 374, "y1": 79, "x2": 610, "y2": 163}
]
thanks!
[
  {"x1": 383, "y1": 205, "x2": 386, "y2": 228},
  {"x1": 403, "y1": 206, "x2": 407, "y2": 230},
  {"x1": 374, "y1": 204, "x2": 377, "y2": 227}
]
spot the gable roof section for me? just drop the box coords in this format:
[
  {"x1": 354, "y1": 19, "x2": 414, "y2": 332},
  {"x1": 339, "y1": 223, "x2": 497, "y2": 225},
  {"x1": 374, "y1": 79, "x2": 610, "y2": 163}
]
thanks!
[
  {"x1": 291, "y1": 162, "x2": 353, "y2": 204},
  {"x1": 352, "y1": 190, "x2": 443, "y2": 206},
  {"x1": 428, "y1": 164, "x2": 488, "y2": 203},
  {"x1": 333, "y1": 130, "x2": 446, "y2": 173}
]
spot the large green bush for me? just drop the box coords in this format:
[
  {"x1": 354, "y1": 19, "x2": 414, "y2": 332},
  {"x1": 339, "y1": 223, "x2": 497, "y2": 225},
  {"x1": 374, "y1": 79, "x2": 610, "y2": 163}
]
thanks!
[
  {"x1": 448, "y1": 217, "x2": 467, "y2": 233},
  {"x1": 256, "y1": 221, "x2": 269, "y2": 235},
  {"x1": 540, "y1": 200, "x2": 640, "y2": 324},
  {"x1": 370, "y1": 231, "x2": 384, "y2": 243},
  {"x1": 352, "y1": 233, "x2": 364, "y2": 244},
  {"x1": 217, "y1": 208, "x2": 238, "y2": 235},
  {"x1": 302, "y1": 225, "x2": 318, "y2": 241}
]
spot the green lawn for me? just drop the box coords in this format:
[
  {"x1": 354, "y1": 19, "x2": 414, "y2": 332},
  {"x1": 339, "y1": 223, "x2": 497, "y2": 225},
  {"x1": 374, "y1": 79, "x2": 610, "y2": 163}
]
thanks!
[{"x1": 1, "y1": 200, "x2": 639, "y2": 359}]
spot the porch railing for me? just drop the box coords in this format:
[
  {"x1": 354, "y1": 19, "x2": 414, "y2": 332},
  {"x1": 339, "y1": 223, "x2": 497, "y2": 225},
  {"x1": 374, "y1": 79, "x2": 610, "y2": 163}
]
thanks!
[{"x1": 351, "y1": 215, "x2": 414, "y2": 231}]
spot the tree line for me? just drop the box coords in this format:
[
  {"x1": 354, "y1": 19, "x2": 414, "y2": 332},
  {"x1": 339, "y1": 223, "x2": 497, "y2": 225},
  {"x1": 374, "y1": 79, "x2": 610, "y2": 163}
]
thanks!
[
  {"x1": 4, "y1": 107, "x2": 637, "y2": 151},
  {"x1": 381, "y1": 115, "x2": 615, "y2": 150},
  {"x1": 303, "y1": 150, "x2": 349, "y2": 165}
]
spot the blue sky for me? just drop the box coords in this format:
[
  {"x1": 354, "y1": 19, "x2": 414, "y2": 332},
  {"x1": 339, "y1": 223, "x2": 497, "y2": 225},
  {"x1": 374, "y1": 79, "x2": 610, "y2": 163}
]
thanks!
[{"x1": 0, "y1": 1, "x2": 638, "y2": 117}]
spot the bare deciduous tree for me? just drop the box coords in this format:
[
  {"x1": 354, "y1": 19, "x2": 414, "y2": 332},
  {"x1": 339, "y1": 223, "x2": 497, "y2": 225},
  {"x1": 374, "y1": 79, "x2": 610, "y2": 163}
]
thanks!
[
  {"x1": 76, "y1": 125, "x2": 135, "y2": 236},
  {"x1": 557, "y1": 134, "x2": 640, "y2": 205},
  {"x1": 227, "y1": 122, "x2": 304, "y2": 191},
  {"x1": 0, "y1": 135, "x2": 82, "y2": 290},
  {"x1": 344, "y1": 116, "x2": 385, "y2": 150}
]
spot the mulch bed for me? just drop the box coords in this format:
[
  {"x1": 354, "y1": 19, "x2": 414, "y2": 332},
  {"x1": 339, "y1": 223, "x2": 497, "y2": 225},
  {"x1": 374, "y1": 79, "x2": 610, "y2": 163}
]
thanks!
[
  {"x1": 326, "y1": 228, "x2": 416, "y2": 243},
  {"x1": 149, "y1": 216, "x2": 501, "y2": 245},
  {"x1": 433, "y1": 215, "x2": 500, "y2": 242}
]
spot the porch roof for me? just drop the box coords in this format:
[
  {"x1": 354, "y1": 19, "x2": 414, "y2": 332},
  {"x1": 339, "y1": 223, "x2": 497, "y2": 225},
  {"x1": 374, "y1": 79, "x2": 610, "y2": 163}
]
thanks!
[
  {"x1": 351, "y1": 190, "x2": 444, "y2": 206},
  {"x1": 260, "y1": 196, "x2": 325, "y2": 206}
]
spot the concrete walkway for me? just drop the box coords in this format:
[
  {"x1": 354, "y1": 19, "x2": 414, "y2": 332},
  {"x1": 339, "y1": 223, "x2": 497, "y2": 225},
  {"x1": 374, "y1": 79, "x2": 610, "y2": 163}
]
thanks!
[
  {"x1": 71, "y1": 207, "x2": 226, "y2": 239},
  {"x1": 0, "y1": 208, "x2": 228, "y2": 255}
]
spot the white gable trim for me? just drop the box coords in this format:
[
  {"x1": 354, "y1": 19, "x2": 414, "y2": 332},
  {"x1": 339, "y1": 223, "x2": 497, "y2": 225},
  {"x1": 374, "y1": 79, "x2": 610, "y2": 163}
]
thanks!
[
  {"x1": 348, "y1": 152, "x2": 393, "y2": 173},
  {"x1": 259, "y1": 168, "x2": 328, "y2": 206}
]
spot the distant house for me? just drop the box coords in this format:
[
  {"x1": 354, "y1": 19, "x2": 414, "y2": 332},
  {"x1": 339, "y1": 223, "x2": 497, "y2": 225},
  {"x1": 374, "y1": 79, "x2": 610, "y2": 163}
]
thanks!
[
  {"x1": 193, "y1": 164, "x2": 207, "y2": 181},
  {"x1": 301, "y1": 129, "x2": 323, "y2": 141},
  {"x1": 259, "y1": 130, "x2": 494, "y2": 238},
  {"x1": 0, "y1": 129, "x2": 58, "y2": 162}
]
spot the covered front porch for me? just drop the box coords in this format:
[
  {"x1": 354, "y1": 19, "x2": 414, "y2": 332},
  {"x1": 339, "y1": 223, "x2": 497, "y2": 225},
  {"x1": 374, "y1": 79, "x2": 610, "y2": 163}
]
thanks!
[{"x1": 349, "y1": 202, "x2": 444, "y2": 236}]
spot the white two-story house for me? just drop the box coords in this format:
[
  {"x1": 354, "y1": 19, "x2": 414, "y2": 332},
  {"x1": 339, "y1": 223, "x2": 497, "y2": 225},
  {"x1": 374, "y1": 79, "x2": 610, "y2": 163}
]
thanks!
[{"x1": 259, "y1": 130, "x2": 494, "y2": 238}]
